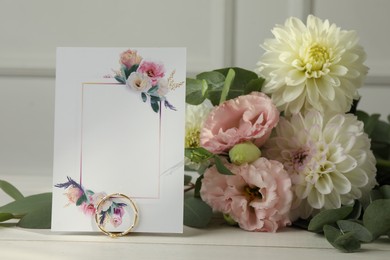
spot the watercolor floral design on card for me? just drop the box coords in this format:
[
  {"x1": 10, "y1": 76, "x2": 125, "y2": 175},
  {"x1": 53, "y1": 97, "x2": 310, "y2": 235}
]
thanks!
[
  {"x1": 55, "y1": 177, "x2": 127, "y2": 228},
  {"x1": 112, "y1": 49, "x2": 184, "y2": 113}
]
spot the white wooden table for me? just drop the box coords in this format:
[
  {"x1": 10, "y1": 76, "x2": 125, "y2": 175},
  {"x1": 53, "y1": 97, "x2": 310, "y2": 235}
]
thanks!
[{"x1": 1, "y1": 173, "x2": 389, "y2": 260}]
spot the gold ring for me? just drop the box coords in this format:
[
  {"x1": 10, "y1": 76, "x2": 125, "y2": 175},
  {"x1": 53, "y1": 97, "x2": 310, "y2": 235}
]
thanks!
[{"x1": 94, "y1": 193, "x2": 139, "y2": 238}]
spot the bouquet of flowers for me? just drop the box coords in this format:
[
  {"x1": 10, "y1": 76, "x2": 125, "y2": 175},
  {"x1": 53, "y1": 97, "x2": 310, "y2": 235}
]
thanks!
[{"x1": 183, "y1": 15, "x2": 390, "y2": 252}]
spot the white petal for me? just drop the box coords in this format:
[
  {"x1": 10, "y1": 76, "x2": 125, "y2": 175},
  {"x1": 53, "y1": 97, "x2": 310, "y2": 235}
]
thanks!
[
  {"x1": 336, "y1": 155, "x2": 358, "y2": 173},
  {"x1": 282, "y1": 83, "x2": 305, "y2": 102},
  {"x1": 316, "y1": 78, "x2": 335, "y2": 100},
  {"x1": 307, "y1": 190, "x2": 325, "y2": 209},
  {"x1": 286, "y1": 70, "x2": 307, "y2": 86},
  {"x1": 324, "y1": 191, "x2": 341, "y2": 209},
  {"x1": 331, "y1": 65, "x2": 348, "y2": 76},
  {"x1": 344, "y1": 168, "x2": 369, "y2": 187},
  {"x1": 330, "y1": 171, "x2": 351, "y2": 194},
  {"x1": 315, "y1": 174, "x2": 333, "y2": 195}
]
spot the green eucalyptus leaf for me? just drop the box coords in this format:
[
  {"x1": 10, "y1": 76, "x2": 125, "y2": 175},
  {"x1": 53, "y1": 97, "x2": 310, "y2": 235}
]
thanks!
[
  {"x1": 243, "y1": 78, "x2": 265, "y2": 94},
  {"x1": 214, "y1": 67, "x2": 258, "y2": 90},
  {"x1": 194, "y1": 174, "x2": 204, "y2": 198},
  {"x1": 324, "y1": 225, "x2": 361, "y2": 253},
  {"x1": 363, "y1": 114, "x2": 380, "y2": 136},
  {"x1": 370, "y1": 189, "x2": 383, "y2": 201},
  {"x1": 186, "y1": 78, "x2": 208, "y2": 105},
  {"x1": 184, "y1": 197, "x2": 212, "y2": 228},
  {"x1": 196, "y1": 71, "x2": 225, "y2": 89},
  {"x1": 0, "y1": 213, "x2": 15, "y2": 222},
  {"x1": 379, "y1": 185, "x2": 390, "y2": 199},
  {"x1": 333, "y1": 232, "x2": 361, "y2": 253},
  {"x1": 356, "y1": 110, "x2": 369, "y2": 124},
  {"x1": 0, "y1": 193, "x2": 52, "y2": 215},
  {"x1": 308, "y1": 205, "x2": 353, "y2": 233},
  {"x1": 0, "y1": 180, "x2": 24, "y2": 201},
  {"x1": 346, "y1": 200, "x2": 362, "y2": 220},
  {"x1": 371, "y1": 120, "x2": 390, "y2": 145},
  {"x1": 323, "y1": 224, "x2": 342, "y2": 245},
  {"x1": 219, "y1": 68, "x2": 235, "y2": 104},
  {"x1": 17, "y1": 201, "x2": 52, "y2": 229},
  {"x1": 185, "y1": 147, "x2": 213, "y2": 163},
  {"x1": 363, "y1": 198, "x2": 390, "y2": 239},
  {"x1": 337, "y1": 220, "x2": 373, "y2": 242},
  {"x1": 213, "y1": 155, "x2": 234, "y2": 175}
]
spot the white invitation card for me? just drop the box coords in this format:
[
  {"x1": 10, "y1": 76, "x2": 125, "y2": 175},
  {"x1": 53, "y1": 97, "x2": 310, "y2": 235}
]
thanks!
[{"x1": 51, "y1": 48, "x2": 186, "y2": 233}]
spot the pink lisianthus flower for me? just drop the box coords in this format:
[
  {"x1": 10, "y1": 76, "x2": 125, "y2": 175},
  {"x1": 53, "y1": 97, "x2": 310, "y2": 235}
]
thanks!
[
  {"x1": 200, "y1": 157, "x2": 292, "y2": 232},
  {"x1": 65, "y1": 187, "x2": 83, "y2": 204},
  {"x1": 110, "y1": 214, "x2": 123, "y2": 228},
  {"x1": 120, "y1": 49, "x2": 142, "y2": 69},
  {"x1": 200, "y1": 92, "x2": 279, "y2": 154},
  {"x1": 110, "y1": 207, "x2": 125, "y2": 228},
  {"x1": 137, "y1": 60, "x2": 165, "y2": 85}
]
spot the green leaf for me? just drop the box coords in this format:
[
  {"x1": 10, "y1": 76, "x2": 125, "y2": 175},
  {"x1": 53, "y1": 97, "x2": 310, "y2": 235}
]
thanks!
[
  {"x1": 0, "y1": 213, "x2": 15, "y2": 222},
  {"x1": 371, "y1": 120, "x2": 390, "y2": 145},
  {"x1": 243, "y1": 78, "x2": 265, "y2": 94},
  {"x1": 346, "y1": 200, "x2": 362, "y2": 220},
  {"x1": 147, "y1": 85, "x2": 159, "y2": 94},
  {"x1": 333, "y1": 232, "x2": 361, "y2": 253},
  {"x1": 213, "y1": 155, "x2": 234, "y2": 175},
  {"x1": 337, "y1": 220, "x2": 373, "y2": 242},
  {"x1": 114, "y1": 75, "x2": 126, "y2": 84},
  {"x1": 183, "y1": 197, "x2": 212, "y2": 228},
  {"x1": 363, "y1": 114, "x2": 380, "y2": 136},
  {"x1": 308, "y1": 205, "x2": 353, "y2": 233},
  {"x1": 141, "y1": 92, "x2": 147, "y2": 102},
  {"x1": 0, "y1": 193, "x2": 52, "y2": 215},
  {"x1": 17, "y1": 201, "x2": 52, "y2": 229},
  {"x1": 196, "y1": 71, "x2": 225, "y2": 89},
  {"x1": 76, "y1": 192, "x2": 87, "y2": 206},
  {"x1": 324, "y1": 225, "x2": 361, "y2": 253},
  {"x1": 370, "y1": 189, "x2": 383, "y2": 201},
  {"x1": 184, "y1": 174, "x2": 192, "y2": 185},
  {"x1": 150, "y1": 100, "x2": 160, "y2": 113},
  {"x1": 219, "y1": 68, "x2": 235, "y2": 104},
  {"x1": 363, "y1": 198, "x2": 390, "y2": 239},
  {"x1": 0, "y1": 180, "x2": 24, "y2": 201},
  {"x1": 214, "y1": 67, "x2": 258, "y2": 90},
  {"x1": 185, "y1": 147, "x2": 214, "y2": 163},
  {"x1": 194, "y1": 174, "x2": 204, "y2": 198},
  {"x1": 186, "y1": 78, "x2": 208, "y2": 105},
  {"x1": 379, "y1": 185, "x2": 390, "y2": 199}
]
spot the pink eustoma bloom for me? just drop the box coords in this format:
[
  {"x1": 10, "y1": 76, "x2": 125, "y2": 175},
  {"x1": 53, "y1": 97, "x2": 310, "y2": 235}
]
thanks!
[
  {"x1": 137, "y1": 60, "x2": 165, "y2": 86},
  {"x1": 200, "y1": 92, "x2": 279, "y2": 154},
  {"x1": 200, "y1": 157, "x2": 292, "y2": 232}
]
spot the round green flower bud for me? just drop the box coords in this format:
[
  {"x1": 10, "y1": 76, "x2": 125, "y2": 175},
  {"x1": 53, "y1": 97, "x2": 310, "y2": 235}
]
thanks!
[
  {"x1": 229, "y1": 141, "x2": 261, "y2": 165},
  {"x1": 223, "y1": 214, "x2": 238, "y2": 226}
]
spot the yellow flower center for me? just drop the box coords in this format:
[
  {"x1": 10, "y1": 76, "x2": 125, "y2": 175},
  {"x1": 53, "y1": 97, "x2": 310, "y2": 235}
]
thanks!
[
  {"x1": 303, "y1": 44, "x2": 330, "y2": 78},
  {"x1": 185, "y1": 127, "x2": 201, "y2": 148}
]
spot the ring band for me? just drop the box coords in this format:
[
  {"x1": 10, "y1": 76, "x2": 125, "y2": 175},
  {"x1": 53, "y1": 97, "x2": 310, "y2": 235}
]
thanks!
[{"x1": 94, "y1": 193, "x2": 139, "y2": 237}]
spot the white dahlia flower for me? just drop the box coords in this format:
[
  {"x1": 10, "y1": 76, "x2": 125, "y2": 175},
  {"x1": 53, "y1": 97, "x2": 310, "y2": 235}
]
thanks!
[
  {"x1": 185, "y1": 100, "x2": 213, "y2": 170},
  {"x1": 263, "y1": 110, "x2": 376, "y2": 220},
  {"x1": 257, "y1": 15, "x2": 368, "y2": 115}
]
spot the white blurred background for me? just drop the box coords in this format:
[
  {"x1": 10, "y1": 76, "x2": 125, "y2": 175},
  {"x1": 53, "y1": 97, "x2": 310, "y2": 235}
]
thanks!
[{"x1": 1, "y1": 0, "x2": 389, "y2": 177}]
